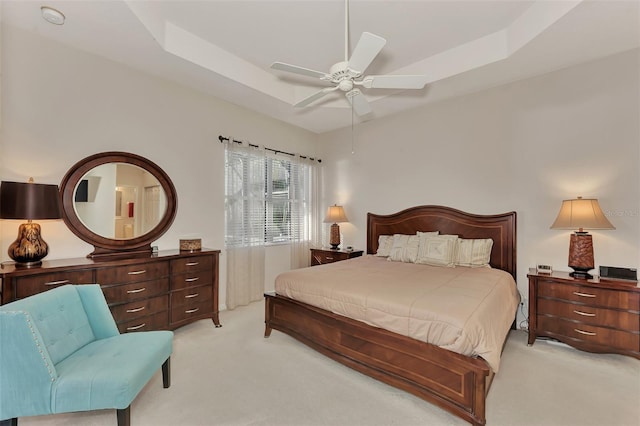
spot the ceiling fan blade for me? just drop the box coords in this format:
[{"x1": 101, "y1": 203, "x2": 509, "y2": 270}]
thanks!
[
  {"x1": 295, "y1": 87, "x2": 338, "y2": 108},
  {"x1": 347, "y1": 32, "x2": 386, "y2": 74},
  {"x1": 360, "y1": 75, "x2": 427, "y2": 89},
  {"x1": 271, "y1": 62, "x2": 328, "y2": 79},
  {"x1": 346, "y1": 89, "x2": 372, "y2": 116}
]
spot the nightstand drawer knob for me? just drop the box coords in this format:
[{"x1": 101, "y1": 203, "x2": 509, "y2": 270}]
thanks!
[
  {"x1": 572, "y1": 291, "x2": 596, "y2": 298},
  {"x1": 573, "y1": 310, "x2": 596, "y2": 317},
  {"x1": 574, "y1": 328, "x2": 597, "y2": 336}
]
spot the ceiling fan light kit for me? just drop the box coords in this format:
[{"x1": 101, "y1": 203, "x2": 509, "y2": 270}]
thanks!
[{"x1": 271, "y1": 0, "x2": 427, "y2": 117}]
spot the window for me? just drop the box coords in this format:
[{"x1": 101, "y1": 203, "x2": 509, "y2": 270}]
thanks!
[{"x1": 225, "y1": 144, "x2": 314, "y2": 247}]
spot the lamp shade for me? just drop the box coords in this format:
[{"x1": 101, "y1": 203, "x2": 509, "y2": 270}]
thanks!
[
  {"x1": 550, "y1": 197, "x2": 614, "y2": 231},
  {"x1": 323, "y1": 205, "x2": 348, "y2": 223},
  {"x1": 0, "y1": 181, "x2": 62, "y2": 220}
]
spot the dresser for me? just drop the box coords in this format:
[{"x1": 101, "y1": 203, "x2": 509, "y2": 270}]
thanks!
[
  {"x1": 0, "y1": 249, "x2": 221, "y2": 333},
  {"x1": 310, "y1": 248, "x2": 363, "y2": 266},
  {"x1": 527, "y1": 269, "x2": 639, "y2": 359}
]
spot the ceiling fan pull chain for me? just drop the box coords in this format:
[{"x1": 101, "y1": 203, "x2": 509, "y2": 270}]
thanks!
[{"x1": 351, "y1": 101, "x2": 355, "y2": 155}]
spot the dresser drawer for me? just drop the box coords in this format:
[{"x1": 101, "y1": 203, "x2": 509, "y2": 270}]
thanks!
[
  {"x1": 101, "y1": 278, "x2": 169, "y2": 304},
  {"x1": 15, "y1": 270, "x2": 95, "y2": 299},
  {"x1": 117, "y1": 310, "x2": 169, "y2": 333},
  {"x1": 96, "y1": 261, "x2": 169, "y2": 285},
  {"x1": 170, "y1": 269, "x2": 213, "y2": 291},
  {"x1": 538, "y1": 316, "x2": 639, "y2": 352},
  {"x1": 171, "y1": 255, "x2": 213, "y2": 274},
  {"x1": 171, "y1": 285, "x2": 212, "y2": 308},
  {"x1": 171, "y1": 299, "x2": 212, "y2": 324},
  {"x1": 538, "y1": 298, "x2": 640, "y2": 332},
  {"x1": 110, "y1": 294, "x2": 169, "y2": 323},
  {"x1": 538, "y1": 280, "x2": 640, "y2": 311}
]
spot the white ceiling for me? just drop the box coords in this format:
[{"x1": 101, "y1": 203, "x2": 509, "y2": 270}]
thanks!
[{"x1": 2, "y1": 1, "x2": 639, "y2": 134}]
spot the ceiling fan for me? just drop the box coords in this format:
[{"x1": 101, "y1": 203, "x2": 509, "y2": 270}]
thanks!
[{"x1": 271, "y1": 0, "x2": 427, "y2": 116}]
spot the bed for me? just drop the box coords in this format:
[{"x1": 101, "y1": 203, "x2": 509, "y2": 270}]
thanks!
[{"x1": 264, "y1": 205, "x2": 517, "y2": 425}]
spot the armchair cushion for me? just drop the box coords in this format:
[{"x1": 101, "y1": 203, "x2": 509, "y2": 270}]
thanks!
[{"x1": 53, "y1": 331, "x2": 173, "y2": 412}]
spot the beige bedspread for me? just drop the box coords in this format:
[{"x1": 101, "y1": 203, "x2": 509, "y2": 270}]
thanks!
[{"x1": 275, "y1": 255, "x2": 520, "y2": 372}]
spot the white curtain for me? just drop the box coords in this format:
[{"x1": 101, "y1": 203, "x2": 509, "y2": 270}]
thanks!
[
  {"x1": 224, "y1": 139, "x2": 266, "y2": 310},
  {"x1": 290, "y1": 155, "x2": 321, "y2": 269}
]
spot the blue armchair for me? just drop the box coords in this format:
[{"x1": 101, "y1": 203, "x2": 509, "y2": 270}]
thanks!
[{"x1": 0, "y1": 284, "x2": 173, "y2": 426}]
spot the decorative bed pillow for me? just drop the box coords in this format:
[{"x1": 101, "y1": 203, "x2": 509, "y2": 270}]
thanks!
[
  {"x1": 416, "y1": 231, "x2": 439, "y2": 238},
  {"x1": 415, "y1": 234, "x2": 459, "y2": 267},
  {"x1": 388, "y1": 234, "x2": 420, "y2": 263},
  {"x1": 456, "y1": 238, "x2": 493, "y2": 267},
  {"x1": 375, "y1": 235, "x2": 394, "y2": 257}
]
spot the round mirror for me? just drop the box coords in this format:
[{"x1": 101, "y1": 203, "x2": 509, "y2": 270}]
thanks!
[{"x1": 60, "y1": 152, "x2": 177, "y2": 258}]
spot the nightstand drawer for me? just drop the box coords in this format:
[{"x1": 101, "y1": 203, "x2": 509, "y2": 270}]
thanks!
[
  {"x1": 310, "y1": 249, "x2": 363, "y2": 266},
  {"x1": 538, "y1": 280, "x2": 640, "y2": 311},
  {"x1": 538, "y1": 316, "x2": 639, "y2": 352},
  {"x1": 538, "y1": 298, "x2": 640, "y2": 331},
  {"x1": 314, "y1": 251, "x2": 349, "y2": 264}
]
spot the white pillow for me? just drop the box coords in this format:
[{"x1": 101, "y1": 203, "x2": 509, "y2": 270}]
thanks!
[
  {"x1": 416, "y1": 231, "x2": 439, "y2": 238},
  {"x1": 456, "y1": 238, "x2": 493, "y2": 267},
  {"x1": 375, "y1": 235, "x2": 394, "y2": 257},
  {"x1": 388, "y1": 234, "x2": 420, "y2": 263},
  {"x1": 416, "y1": 234, "x2": 459, "y2": 267}
]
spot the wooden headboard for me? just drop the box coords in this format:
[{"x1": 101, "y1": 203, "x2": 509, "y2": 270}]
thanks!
[{"x1": 367, "y1": 205, "x2": 517, "y2": 279}]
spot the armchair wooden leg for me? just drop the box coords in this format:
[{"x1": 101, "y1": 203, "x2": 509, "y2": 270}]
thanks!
[
  {"x1": 162, "y1": 357, "x2": 171, "y2": 388},
  {"x1": 0, "y1": 418, "x2": 17, "y2": 426},
  {"x1": 116, "y1": 406, "x2": 130, "y2": 426}
]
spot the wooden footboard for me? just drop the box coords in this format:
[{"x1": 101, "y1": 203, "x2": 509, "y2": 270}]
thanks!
[{"x1": 265, "y1": 292, "x2": 493, "y2": 426}]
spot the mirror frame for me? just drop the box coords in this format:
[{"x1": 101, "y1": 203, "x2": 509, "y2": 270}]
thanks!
[{"x1": 60, "y1": 151, "x2": 177, "y2": 258}]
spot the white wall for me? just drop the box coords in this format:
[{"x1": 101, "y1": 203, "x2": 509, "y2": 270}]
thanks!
[
  {"x1": 0, "y1": 25, "x2": 319, "y2": 308},
  {"x1": 319, "y1": 49, "x2": 640, "y2": 317}
]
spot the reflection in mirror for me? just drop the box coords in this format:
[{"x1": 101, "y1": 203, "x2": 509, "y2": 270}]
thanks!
[{"x1": 73, "y1": 163, "x2": 167, "y2": 240}]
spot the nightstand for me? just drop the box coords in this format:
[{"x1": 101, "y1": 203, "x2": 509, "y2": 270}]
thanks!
[
  {"x1": 310, "y1": 248, "x2": 363, "y2": 266},
  {"x1": 527, "y1": 268, "x2": 639, "y2": 359}
]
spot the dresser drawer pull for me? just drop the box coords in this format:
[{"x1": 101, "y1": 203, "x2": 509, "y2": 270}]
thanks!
[
  {"x1": 127, "y1": 270, "x2": 147, "y2": 275},
  {"x1": 186, "y1": 262, "x2": 199, "y2": 266},
  {"x1": 572, "y1": 291, "x2": 596, "y2": 298},
  {"x1": 127, "y1": 287, "x2": 146, "y2": 294},
  {"x1": 44, "y1": 279, "x2": 70, "y2": 286},
  {"x1": 126, "y1": 323, "x2": 146, "y2": 331},
  {"x1": 574, "y1": 328, "x2": 597, "y2": 336},
  {"x1": 325, "y1": 257, "x2": 333, "y2": 260},
  {"x1": 185, "y1": 308, "x2": 200, "y2": 314},
  {"x1": 126, "y1": 306, "x2": 146, "y2": 313},
  {"x1": 185, "y1": 277, "x2": 199, "y2": 283},
  {"x1": 185, "y1": 293, "x2": 199, "y2": 299},
  {"x1": 573, "y1": 310, "x2": 596, "y2": 317}
]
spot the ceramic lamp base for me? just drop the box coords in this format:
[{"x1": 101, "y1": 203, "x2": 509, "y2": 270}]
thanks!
[
  {"x1": 330, "y1": 223, "x2": 341, "y2": 250},
  {"x1": 568, "y1": 232, "x2": 594, "y2": 279},
  {"x1": 8, "y1": 222, "x2": 49, "y2": 267}
]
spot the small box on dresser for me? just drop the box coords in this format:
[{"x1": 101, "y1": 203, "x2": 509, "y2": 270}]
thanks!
[{"x1": 527, "y1": 268, "x2": 639, "y2": 359}]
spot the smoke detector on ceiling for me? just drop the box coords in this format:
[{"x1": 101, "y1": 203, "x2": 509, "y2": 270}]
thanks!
[{"x1": 41, "y1": 6, "x2": 65, "y2": 25}]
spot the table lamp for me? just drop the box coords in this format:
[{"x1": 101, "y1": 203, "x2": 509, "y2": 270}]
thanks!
[
  {"x1": 323, "y1": 205, "x2": 348, "y2": 250},
  {"x1": 550, "y1": 196, "x2": 615, "y2": 279},
  {"x1": 0, "y1": 178, "x2": 62, "y2": 267}
]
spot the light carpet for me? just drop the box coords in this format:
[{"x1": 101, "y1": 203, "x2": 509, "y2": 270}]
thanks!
[{"x1": 19, "y1": 300, "x2": 640, "y2": 426}]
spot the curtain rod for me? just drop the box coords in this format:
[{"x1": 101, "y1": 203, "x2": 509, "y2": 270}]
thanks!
[{"x1": 218, "y1": 135, "x2": 321, "y2": 163}]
